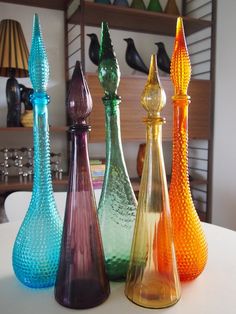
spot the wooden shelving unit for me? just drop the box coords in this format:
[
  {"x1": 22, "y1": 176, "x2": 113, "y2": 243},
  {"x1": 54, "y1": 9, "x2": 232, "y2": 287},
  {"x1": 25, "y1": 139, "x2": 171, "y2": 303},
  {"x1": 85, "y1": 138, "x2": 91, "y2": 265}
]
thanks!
[
  {"x1": 0, "y1": 0, "x2": 67, "y2": 10},
  {"x1": 0, "y1": 175, "x2": 68, "y2": 192},
  {"x1": 86, "y1": 73, "x2": 211, "y2": 142},
  {"x1": 0, "y1": 0, "x2": 216, "y2": 222},
  {"x1": 68, "y1": 2, "x2": 211, "y2": 36},
  {"x1": 0, "y1": 126, "x2": 68, "y2": 132}
]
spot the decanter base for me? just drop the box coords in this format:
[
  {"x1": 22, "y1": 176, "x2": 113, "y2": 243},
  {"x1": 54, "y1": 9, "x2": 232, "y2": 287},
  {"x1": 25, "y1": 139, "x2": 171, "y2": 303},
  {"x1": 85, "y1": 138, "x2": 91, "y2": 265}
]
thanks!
[{"x1": 55, "y1": 278, "x2": 110, "y2": 309}]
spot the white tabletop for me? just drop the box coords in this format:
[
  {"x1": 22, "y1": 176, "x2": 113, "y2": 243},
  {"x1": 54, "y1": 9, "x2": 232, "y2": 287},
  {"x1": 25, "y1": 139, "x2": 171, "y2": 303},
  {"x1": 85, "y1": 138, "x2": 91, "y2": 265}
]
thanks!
[{"x1": 0, "y1": 222, "x2": 235, "y2": 314}]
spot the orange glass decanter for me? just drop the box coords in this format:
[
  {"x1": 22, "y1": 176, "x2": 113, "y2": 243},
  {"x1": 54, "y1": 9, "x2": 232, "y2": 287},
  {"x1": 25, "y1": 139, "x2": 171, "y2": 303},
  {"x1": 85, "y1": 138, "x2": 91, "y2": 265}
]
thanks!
[
  {"x1": 125, "y1": 55, "x2": 181, "y2": 309},
  {"x1": 169, "y1": 17, "x2": 208, "y2": 281}
]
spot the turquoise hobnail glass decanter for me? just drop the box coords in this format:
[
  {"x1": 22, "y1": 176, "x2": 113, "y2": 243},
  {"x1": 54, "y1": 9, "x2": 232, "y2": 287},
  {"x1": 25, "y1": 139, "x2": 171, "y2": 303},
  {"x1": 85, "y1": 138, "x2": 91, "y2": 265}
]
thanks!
[
  {"x1": 97, "y1": 22, "x2": 137, "y2": 281},
  {"x1": 12, "y1": 14, "x2": 63, "y2": 288}
]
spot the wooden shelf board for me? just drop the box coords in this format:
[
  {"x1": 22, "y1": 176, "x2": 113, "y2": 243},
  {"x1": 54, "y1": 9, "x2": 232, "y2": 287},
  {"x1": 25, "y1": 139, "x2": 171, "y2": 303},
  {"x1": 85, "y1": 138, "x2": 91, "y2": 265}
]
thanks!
[
  {"x1": 86, "y1": 73, "x2": 212, "y2": 142},
  {"x1": 0, "y1": 175, "x2": 68, "y2": 192},
  {"x1": 0, "y1": 126, "x2": 68, "y2": 132},
  {"x1": 0, "y1": 176, "x2": 140, "y2": 193},
  {"x1": 0, "y1": 0, "x2": 67, "y2": 10},
  {"x1": 68, "y1": 2, "x2": 211, "y2": 36}
]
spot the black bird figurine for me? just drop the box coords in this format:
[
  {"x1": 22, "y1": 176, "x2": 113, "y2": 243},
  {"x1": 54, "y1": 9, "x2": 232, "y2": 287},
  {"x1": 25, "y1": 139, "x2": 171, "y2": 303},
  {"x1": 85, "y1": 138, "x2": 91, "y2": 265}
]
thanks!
[
  {"x1": 124, "y1": 38, "x2": 149, "y2": 75},
  {"x1": 155, "y1": 42, "x2": 171, "y2": 74},
  {"x1": 87, "y1": 33, "x2": 100, "y2": 66}
]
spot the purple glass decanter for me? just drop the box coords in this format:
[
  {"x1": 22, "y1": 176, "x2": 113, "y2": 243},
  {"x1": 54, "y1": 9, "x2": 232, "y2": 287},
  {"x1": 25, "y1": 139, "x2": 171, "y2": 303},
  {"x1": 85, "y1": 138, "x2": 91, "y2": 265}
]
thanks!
[{"x1": 54, "y1": 61, "x2": 110, "y2": 309}]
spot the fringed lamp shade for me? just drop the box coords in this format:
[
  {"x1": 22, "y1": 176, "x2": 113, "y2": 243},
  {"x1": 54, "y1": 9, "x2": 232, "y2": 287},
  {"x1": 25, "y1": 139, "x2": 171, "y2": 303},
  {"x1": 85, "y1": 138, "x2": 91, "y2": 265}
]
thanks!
[{"x1": 0, "y1": 19, "x2": 29, "y2": 78}]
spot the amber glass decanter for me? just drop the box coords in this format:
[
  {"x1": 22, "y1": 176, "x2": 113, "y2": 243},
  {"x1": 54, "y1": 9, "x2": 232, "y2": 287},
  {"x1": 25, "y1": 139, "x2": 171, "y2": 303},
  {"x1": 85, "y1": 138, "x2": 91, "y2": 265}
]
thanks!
[
  {"x1": 164, "y1": 0, "x2": 180, "y2": 15},
  {"x1": 169, "y1": 17, "x2": 208, "y2": 281},
  {"x1": 54, "y1": 61, "x2": 110, "y2": 309},
  {"x1": 97, "y1": 22, "x2": 137, "y2": 281},
  {"x1": 125, "y1": 55, "x2": 181, "y2": 309}
]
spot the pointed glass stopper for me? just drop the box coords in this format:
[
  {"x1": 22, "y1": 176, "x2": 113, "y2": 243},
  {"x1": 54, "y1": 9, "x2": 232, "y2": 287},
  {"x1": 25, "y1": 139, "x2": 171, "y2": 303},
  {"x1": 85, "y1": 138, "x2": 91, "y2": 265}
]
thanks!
[
  {"x1": 12, "y1": 14, "x2": 62, "y2": 288},
  {"x1": 170, "y1": 17, "x2": 191, "y2": 96},
  {"x1": 125, "y1": 55, "x2": 181, "y2": 308},
  {"x1": 55, "y1": 61, "x2": 110, "y2": 309},
  {"x1": 28, "y1": 14, "x2": 49, "y2": 93},
  {"x1": 147, "y1": 0, "x2": 163, "y2": 12},
  {"x1": 98, "y1": 21, "x2": 120, "y2": 98},
  {"x1": 130, "y1": 0, "x2": 146, "y2": 10},
  {"x1": 169, "y1": 17, "x2": 208, "y2": 281},
  {"x1": 142, "y1": 55, "x2": 166, "y2": 118},
  {"x1": 164, "y1": 0, "x2": 180, "y2": 15},
  {"x1": 67, "y1": 61, "x2": 92, "y2": 125},
  {"x1": 113, "y1": 0, "x2": 129, "y2": 7},
  {"x1": 97, "y1": 22, "x2": 137, "y2": 281}
]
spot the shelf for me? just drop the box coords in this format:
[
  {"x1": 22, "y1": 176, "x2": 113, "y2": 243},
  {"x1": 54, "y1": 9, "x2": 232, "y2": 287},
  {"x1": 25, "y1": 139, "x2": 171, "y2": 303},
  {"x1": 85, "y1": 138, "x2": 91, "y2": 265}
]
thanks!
[
  {"x1": 0, "y1": 0, "x2": 66, "y2": 10},
  {"x1": 86, "y1": 73, "x2": 212, "y2": 142},
  {"x1": 0, "y1": 176, "x2": 140, "y2": 193},
  {"x1": 0, "y1": 126, "x2": 68, "y2": 132},
  {"x1": 0, "y1": 175, "x2": 69, "y2": 192},
  {"x1": 132, "y1": 177, "x2": 207, "y2": 190},
  {"x1": 68, "y1": 2, "x2": 212, "y2": 36}
]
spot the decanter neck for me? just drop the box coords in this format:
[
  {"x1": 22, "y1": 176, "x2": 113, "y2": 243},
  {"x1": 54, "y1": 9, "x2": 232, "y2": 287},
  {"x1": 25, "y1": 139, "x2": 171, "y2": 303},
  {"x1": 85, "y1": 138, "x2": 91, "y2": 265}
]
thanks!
[
  {"x1": 171, "y1": 98, "x2": 190, "y2": 182},
  {"x1": 32, "y1": 101, "x2": 53, "y2": 194},
  {"x1": 145, "y1": 118, "x2": 164, "y2": 143},
  {"x1": 68, "y1": 125, "x2": 92, "y2": 192},
  {"x1": 104, "y1": 100, "x2": 124, "y2": 161},
  {"x1": 139, "y1": 118, "x2": 168, "y2": 213}
]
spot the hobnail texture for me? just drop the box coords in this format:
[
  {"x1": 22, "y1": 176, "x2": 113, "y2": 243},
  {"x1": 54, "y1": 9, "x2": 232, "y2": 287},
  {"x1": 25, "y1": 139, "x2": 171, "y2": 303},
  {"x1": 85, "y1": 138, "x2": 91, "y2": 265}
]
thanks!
[
  {"x1": 12, "y1": 112, "x2": 63, "y2": 288},
  {"x1": 169, "y1": 127, "x2": 208, "y2": 281},
  {"x1": 169, "y1": 17, "x2": 208, "y2": 281},
  {"x1": 28, "y1": 14, "x2": 49, "y2": 92},
  {"x1": 12, "y1": 14, "x2": 62, "y2": 288}
]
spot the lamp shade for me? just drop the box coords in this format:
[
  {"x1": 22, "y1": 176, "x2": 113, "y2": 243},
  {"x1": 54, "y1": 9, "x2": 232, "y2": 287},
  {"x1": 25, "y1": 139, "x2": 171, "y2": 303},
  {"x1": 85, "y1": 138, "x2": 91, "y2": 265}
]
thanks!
[{"x1": 0, "y1": 19, "x2": 29, "y2": 78}]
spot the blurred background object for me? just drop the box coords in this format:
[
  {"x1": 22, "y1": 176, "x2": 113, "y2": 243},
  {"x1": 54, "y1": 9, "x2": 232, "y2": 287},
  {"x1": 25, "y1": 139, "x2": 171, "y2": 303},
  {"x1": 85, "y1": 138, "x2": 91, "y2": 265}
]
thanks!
[
  {"x1": 155, "y1": 42, "x2": 171, "y2": 74},
  {"x1": 0, "y1": 19, "x2": 29, "y2": 127},
  {"x1": 124, "y1": 38, "x2": 149, "y2": 74},
  {"x1": 87, "y1": 33, "x2": 100, "y2": 67}
]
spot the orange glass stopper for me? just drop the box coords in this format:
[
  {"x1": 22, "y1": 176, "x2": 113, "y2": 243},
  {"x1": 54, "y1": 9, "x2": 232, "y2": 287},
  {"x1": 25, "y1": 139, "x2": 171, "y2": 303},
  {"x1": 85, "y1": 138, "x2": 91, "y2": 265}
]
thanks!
[{"x1": 169, "y1": 17, "x2": 208, "y2": 281}]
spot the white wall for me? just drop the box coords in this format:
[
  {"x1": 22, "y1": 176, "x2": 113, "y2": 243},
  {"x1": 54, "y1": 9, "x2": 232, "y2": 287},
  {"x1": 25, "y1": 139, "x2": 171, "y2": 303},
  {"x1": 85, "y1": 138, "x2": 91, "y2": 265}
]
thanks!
[{"x1": 211, "y1": 0, "x2": 236, "y2": 230}]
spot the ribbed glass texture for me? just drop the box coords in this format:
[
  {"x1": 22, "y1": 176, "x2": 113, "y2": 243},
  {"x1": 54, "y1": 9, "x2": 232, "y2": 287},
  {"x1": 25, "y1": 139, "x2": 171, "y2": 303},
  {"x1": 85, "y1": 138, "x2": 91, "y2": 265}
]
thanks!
[
  {"x1": 55, "y1": 128, "x2": 110, "y2": 309},
  {"x1": 169, "y1": 17, "x2": 207, "y2": 281},
  {"x1": 12, "y1": 14, "x2": 62, "y2": 288},
  {"x1": 98, "y1": 22, "x2": 137, "y2": 281},
  {"x1": 54, "y1": 62, "x2": 110, "y2": 309},
  {"x1": 125, "y1": 55, "x2": 180, "y2": 309}
]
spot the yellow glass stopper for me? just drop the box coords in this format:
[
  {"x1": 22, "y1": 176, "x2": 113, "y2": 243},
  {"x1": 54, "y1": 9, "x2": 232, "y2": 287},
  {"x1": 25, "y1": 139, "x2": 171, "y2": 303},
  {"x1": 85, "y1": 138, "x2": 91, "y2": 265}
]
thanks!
[{"x1": 141, "y1": 54, "x2": 166, "y2": 118}]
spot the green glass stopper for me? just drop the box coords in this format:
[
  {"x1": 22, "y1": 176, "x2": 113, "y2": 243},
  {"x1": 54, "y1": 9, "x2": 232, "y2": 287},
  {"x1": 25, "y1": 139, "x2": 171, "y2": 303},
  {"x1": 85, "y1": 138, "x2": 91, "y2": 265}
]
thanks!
[{"x1": 98, "y1": 22, "x2": 120, "y2": 98}]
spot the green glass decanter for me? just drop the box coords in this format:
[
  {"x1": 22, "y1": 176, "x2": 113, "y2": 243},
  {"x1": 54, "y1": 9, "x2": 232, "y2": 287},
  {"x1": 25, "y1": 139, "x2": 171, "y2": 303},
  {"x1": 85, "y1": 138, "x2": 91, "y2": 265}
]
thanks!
[
  {"x1": 147, "y1": 0, "x2": 163, "y2": 12},
  {"x1": 130, "y1": 0, "x2": 146, "y2": 10},
  {"x1": 97, "y1": 22, "x2": 137, "y2": 281}
]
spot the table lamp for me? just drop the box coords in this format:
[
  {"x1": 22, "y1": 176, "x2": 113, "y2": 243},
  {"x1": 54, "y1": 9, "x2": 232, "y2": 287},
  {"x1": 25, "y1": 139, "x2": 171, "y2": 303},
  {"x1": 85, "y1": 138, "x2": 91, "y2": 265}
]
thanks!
[{"x1": 0, "y1": 19, "x2": 29, "y2": 127}]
